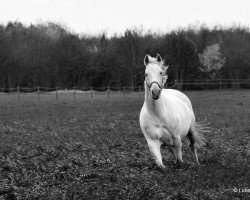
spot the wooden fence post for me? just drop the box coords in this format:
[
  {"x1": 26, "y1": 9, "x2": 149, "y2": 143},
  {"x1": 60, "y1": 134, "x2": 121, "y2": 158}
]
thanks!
[
  {"x1": 91, "y1": 86, "x2": 93, "y2": 99},
  {"x1": 37, "y1": 86, "x2": 40, "y2": 101},
  {"x1": 74, "y1": 86, "x2": 76, "y2": 102},
  {"x1": 17, "y1": 87, "x2": 20, "y2": 101},
  {"x1": 108, "y1": 86, "x2": 110, "y2": 98},
  {"x1": 138, "y1": 85, "x2": 141, "y2": 98},
  {"x1": 56, "y1": 87, "x2": 58, "y2": 100},
  {"x1": 123, "y1": 86, "x2": 126, "y2": 99}
]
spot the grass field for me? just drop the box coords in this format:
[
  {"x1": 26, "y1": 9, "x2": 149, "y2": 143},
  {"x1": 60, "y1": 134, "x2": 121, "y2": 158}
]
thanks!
[{"x1": 0, "y1": 90, "x2": 249, "y2": 200}]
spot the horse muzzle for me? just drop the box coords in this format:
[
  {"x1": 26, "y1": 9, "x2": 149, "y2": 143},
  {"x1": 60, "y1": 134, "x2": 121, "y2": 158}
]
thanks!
[
  {"x1": 149, "y1": 82, "x2": 162, "y2": 100},
  {"x1": 152, "y1": 89, "x2": 161, "y2": 100}
]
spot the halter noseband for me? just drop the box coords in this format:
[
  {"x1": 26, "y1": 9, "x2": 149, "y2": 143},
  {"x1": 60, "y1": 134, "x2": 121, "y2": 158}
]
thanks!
[{"x1": 148, "y1": 81, "x2": 162, "y2": 91}]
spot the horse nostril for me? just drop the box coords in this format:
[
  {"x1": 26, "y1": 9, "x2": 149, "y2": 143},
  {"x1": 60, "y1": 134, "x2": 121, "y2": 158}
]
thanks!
[
  {"x1": 152, "y1": 91, "x2": 156, "y2": 95},
  {"x1": 152, "y1": 89, "x2": 160, "y2": 95},
  {"x1": 152, "y1": 90, "x2": 160, "y2": 99}
]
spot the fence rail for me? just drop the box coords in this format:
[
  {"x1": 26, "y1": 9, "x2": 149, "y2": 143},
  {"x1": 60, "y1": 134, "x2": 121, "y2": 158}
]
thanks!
[{"x1": 0, "y1": 79, "x2": 249, "y2": 101}]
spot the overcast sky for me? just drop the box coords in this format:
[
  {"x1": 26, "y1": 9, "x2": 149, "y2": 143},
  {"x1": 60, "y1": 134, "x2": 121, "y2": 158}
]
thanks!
[{"x1": 0, "y1": 0, "x2": 249, "y2": 36}]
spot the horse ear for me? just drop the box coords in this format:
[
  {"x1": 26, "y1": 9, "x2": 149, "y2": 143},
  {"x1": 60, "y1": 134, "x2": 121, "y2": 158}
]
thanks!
[
  {"x1": 156, "y1": 54, "x2": 162, "y2": 62},
  {"x1": 144, "y1": 54, "x2": 150, "y2": 66}
]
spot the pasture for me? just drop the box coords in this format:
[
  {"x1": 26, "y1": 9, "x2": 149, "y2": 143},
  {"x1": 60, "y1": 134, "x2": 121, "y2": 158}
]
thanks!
[{"x1": 0, "y1": 90, "x2": 249, "y2": 200}]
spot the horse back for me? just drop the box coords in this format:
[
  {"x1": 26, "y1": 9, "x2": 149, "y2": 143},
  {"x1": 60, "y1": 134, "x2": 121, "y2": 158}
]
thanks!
[{"x1": 162, "y1": 89, "x2": 193, "y2": 111}]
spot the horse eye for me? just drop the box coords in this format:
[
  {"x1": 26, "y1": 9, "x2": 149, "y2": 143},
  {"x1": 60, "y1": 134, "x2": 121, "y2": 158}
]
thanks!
[
  {"x1": 160, "y1": 72, "x2": 163, "y2": 75},
  {"x1": 145, "y1": 73, "x2": 148, "y2": 77}
]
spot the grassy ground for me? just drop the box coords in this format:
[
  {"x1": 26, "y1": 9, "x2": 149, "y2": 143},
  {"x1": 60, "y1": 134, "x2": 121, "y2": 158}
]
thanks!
[{"x1": 0, "y1": 90, "x2": 249, "y2": 200}]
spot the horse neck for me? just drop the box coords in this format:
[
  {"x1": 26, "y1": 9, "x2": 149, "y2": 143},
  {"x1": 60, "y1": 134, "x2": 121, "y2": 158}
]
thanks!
[{"x1": 144, "y1": 81, "x2": 163, "y2": 113}]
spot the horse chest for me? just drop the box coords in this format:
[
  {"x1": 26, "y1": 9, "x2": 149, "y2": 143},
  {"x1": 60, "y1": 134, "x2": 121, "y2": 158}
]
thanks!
[{"x1": 141, "y1": 111, "x2": 177, "y2": 140}]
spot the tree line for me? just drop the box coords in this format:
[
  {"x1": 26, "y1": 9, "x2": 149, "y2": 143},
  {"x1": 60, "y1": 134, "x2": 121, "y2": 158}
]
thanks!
[{"x1": 0, "y1": 21, "x2": 249, "y2": 89}]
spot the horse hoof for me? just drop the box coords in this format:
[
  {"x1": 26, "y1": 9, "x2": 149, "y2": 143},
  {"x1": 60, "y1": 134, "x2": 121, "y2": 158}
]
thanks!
[
  {"x1": 155, "y1": 165, "x2": 166, "y2": 172},
  {"x1": 157, "y1": 164, "x2": 166, "y2": 171},
  {"x1": 173, "y1": 162, "x2": 183, "y2": 169},
  {"x1": 159, "y1": 164, "x2": 165, "y2": 168}
]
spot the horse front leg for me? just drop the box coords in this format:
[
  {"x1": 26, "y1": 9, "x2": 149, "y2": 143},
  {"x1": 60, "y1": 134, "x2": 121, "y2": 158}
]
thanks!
[{"x1": 147, "y1": 139, "x2": 165, "y2": 168}]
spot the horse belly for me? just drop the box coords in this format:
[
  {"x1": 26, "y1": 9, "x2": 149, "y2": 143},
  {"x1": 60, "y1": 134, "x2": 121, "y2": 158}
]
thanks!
[{"x1": 161, "y1": 98, "x2": 194, "y2": 139}]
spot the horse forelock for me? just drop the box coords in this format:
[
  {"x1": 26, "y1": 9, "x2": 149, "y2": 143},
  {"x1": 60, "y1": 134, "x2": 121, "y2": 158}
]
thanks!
[{"x1": 146, "y1": 58, "x2": 166, "y2": 69}]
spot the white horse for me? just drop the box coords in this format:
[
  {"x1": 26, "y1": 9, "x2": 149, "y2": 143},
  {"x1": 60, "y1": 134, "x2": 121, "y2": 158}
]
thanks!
[{"x1": 139, "y1": 54, "x2": 205, "y2": 168}]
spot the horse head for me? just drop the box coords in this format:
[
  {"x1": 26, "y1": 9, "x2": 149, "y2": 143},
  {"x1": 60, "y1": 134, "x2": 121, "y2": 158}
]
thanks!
[{"x1": 144, "y1": 54, "x2": 169, "y2": 100}]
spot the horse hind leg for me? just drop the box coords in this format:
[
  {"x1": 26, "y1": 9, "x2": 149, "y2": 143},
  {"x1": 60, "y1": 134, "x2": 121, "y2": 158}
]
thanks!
[
  {"x1": 172, "y1": 136, "x2": 183, "y2": 164},
  {"x1": 147, "y1": 139, "x2": 165, "y2": 168},
  {"x1": 187, "y1": 130, "x2": 199, "y2": 164}
]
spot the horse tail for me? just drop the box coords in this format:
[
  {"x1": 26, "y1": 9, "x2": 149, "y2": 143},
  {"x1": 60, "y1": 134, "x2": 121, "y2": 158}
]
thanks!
[{"x1": 192, "y1": 121, "x2": 210, "y2": 148}]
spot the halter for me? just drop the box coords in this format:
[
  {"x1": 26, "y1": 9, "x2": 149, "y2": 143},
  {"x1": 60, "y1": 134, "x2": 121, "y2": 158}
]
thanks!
[{"x1": 147, "y1": 81, "x2": 162, "y2": 92}]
